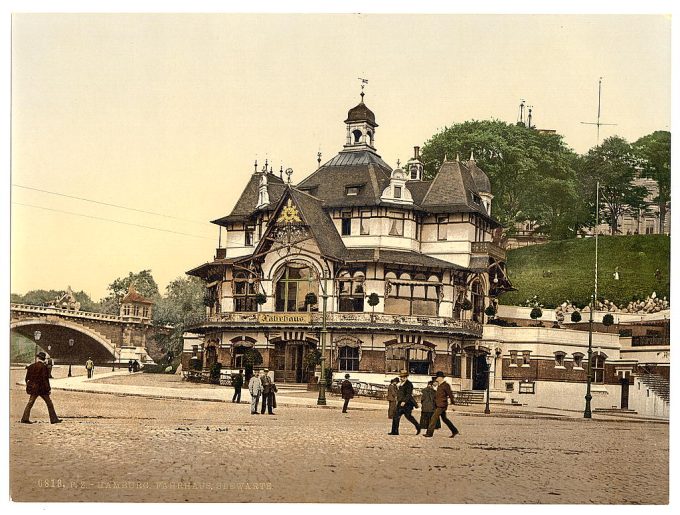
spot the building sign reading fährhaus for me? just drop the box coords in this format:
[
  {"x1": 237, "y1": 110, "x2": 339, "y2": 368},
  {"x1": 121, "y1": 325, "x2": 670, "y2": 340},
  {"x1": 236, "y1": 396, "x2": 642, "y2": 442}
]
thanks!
[{"x1": 256, "y1": 312, "x2": 311, "y2": 324}]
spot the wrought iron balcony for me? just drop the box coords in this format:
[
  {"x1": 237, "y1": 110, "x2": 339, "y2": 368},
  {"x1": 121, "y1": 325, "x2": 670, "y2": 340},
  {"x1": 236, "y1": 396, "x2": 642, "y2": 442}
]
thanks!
[{"x1": 185, "y1": 311, "x2": 483, "y2": 337}]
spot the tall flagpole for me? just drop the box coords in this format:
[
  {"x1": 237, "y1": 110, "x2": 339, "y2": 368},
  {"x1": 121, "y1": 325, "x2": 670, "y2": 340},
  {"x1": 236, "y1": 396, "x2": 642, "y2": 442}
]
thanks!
[{"x1": 585, "y1": 180, "x2": 600, "y2": 419}]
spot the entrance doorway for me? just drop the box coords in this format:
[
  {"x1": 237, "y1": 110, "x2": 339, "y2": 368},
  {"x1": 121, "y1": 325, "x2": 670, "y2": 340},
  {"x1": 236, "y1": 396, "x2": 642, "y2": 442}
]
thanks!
[
  {"x1": 467, "y1": 353, "x2": 489, "y2": 390},
  {"x1": 273, "y1": 341, "x2": 313, "y2": 383},
  {"x1": 620, "y1": 378, "x2": 630, "y2": 409}
]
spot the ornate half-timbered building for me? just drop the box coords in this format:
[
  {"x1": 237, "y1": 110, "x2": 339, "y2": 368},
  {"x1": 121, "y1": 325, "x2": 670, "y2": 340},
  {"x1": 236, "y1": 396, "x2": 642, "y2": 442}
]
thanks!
[{"x1": 186, "y1": 95, "x2": 512, "y2": 389}]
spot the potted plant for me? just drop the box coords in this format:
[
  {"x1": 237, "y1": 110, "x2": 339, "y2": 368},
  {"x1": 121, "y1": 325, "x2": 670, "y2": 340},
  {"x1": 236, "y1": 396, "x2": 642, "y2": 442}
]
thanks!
[
  {"x1": 570, "y1": 310, "x2": 582, "y2": 323},
  {"x1": 305, "y1": 292, "x2": 318, "y2": 310},
  {"x1": 367, "y1": 292, "x2": 379, "y2": 320},
  {"x1": 602, "y1": 313, "x2": 615, "y2": 332},
  {"x1": 254, "y1": 292, "x2": 267, "y2": 311},
  {"x1": 530, "y1": 307, "x2": 543, "y2": 326},
  {"x1": 484, "y1": 305, "x2": 497, "y2": 320},
  {"x1": 460, "y1": 299, "x2": 473, "y2": 311}
]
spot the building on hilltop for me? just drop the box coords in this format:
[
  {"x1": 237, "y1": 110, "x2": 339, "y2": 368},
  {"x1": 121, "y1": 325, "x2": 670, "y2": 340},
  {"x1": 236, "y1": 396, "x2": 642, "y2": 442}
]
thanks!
[{"x1": 185, "y1": 93, "x2": 513, "y2": 388}]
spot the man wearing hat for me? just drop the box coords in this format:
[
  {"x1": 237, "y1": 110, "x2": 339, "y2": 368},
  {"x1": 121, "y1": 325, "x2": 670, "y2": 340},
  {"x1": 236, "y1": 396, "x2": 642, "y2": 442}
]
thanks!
[
  {"x1": 424, "y1": 371, "x2": 459, "y2": 438},
  {"x1": 260, "y1": 369, "x2": 274, "y2": 415},
  {"x1": 21, "y1": 351, "x2": 62, "y2": 424},
  {"x1": 388, "y1": 370, "x2": 420, "y2": 435},
  {"x1": 340, "y1": 374, "x2": 355, "y2": 413}
]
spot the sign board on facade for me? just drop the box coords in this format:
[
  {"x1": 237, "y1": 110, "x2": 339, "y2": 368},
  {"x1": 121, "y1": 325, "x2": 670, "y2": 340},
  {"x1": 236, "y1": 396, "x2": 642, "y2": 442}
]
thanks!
[{"x1": 257, "y1": 312, "x2": 311, "y2": 324}]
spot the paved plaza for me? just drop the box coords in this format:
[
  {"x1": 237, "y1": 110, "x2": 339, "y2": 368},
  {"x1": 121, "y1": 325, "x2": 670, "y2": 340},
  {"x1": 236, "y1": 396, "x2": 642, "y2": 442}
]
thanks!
[{"x1": 9, "y1": 368, "x2": 669, "y2": 504}]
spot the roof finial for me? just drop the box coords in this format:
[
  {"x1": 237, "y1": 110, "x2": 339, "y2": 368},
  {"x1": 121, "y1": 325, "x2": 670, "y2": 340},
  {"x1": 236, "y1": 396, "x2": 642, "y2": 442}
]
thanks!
[
  {"x1": 317, "y1": 151, "x2": 322, "y2": 167},
  {"x1": 358, "y1": 77, "x2": 368, "y2": 102},
  {"x1": 262, "y1": 158, "x2": 269, "y2": 173},
  {"x1": 254, "y1": 159, "x2": 258, "y2": 174},
  {"x1": 456, "y1": 153, "x2": 460, "y2": 162},
  {"x1": 444, "y1": 153, "x2": 448, "y2": 162},
  {"x1": 279, "y1": 165, "x2": 284, "y2": 180},
  {"x1": 469, "y1": 150, "x2": 475, "y2": 161},
  {"x1": 285, "y1": 167, "x2": 293, "y2": 185},
  {"x1": 396, "y1": 159, "x2": 401, "y2": 168}
]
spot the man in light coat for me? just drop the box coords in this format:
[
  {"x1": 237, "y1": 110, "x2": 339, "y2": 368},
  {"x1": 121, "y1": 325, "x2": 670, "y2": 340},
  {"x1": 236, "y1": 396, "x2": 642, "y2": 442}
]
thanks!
[{"x1": 248, "y1": 371, "x2": 262, "y2": 414}]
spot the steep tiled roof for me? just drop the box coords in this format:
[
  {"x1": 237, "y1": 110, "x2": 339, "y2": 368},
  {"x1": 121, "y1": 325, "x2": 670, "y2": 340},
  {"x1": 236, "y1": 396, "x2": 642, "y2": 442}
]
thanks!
[
  {"x1": 297, "y1": 153, "x2": 392, "y2": 208},
  {"x1": 287, "y1": 188, "x2": 347, "y2": 260},
  {"x1": 468, "y1": 159, "x2": 492, "y2": 193},
  {"x1": 121, "y1": 285, "x2": 154, "y2": 304},
  {"x1": 212, "y1": 172, "x2": 286, "y2": 226}
]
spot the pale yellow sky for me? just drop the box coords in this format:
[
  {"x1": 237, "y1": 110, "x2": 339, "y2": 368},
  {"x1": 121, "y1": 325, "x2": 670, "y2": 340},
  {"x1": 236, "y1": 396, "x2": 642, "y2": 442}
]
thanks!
[{"x1": 10, "y1": 14, "x2": 672, "y2": 300}]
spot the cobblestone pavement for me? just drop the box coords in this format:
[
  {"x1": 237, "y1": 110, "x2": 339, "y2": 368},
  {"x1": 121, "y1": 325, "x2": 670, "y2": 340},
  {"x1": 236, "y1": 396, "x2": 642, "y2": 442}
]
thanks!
[{"x1": 9, "y1": 371, "x2": 668, "y2": 504}]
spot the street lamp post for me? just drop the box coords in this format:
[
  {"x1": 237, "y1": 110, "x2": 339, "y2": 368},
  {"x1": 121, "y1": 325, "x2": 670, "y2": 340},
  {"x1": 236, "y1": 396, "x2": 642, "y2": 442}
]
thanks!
[
  {"x1": 484, "y1": 354, "x2": 492, "y2": 414},
  {"x1": 33, "y1": 330, "x2": 41, "y2": 362},
  {"x1": 68, "y1": 338, "x2": 75, "y2": 377},
  {"x1": 584, "y1": 295, "x2": 594, "y2": 418},
  {"x1": 317, "y1": 274, "x2": 329, "y2": 406}
]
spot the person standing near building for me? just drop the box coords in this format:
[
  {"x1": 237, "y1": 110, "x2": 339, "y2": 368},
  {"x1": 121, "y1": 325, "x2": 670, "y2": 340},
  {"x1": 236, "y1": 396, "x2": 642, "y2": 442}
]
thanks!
[
  {"x1": 21, "y1": 352, "x2": 62, "y2": 424},
  {"x1": 425, "y1": 371, "x2": 460, "y2": 438},
  {"x1": 260, "y1": 369, "x2": 274, "y2": 415},
  {"x1": 46, "y1": 355, "x2": 54, "y2": 379},
  {"x1": 85, "y1": 357, "x2": 94, "y2": 378},
  {"x1": 232, "y1": 369, "x2": 244, "y2": 403},
  {"x1": 249, "y1": 371, "x2": 262, "y2": 414},
  {"x1": 128, "y1": 360, "x2": 134, "y2": 373},
  {"x1": 388, "y1": 370, "x2": 420, "y2": 435},
  {"x1": 387, "y1": 377, "x2": 399, "y2": 419},
  {"x1": 419, "y1": 380, "x2": 440, "y2": 431},
  {"x1": 340, "y1": 374, "x2": 355, "y2": 413}
]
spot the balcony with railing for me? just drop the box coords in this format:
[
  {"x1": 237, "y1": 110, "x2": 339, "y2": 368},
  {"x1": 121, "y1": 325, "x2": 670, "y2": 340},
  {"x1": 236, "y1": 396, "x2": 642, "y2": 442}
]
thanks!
[
  {"x1": 470, "y1": 241, "x2": 506, "y2": 261},
  {"x1": 185, "y1": 311, "x2": 483, "y2": 337}
]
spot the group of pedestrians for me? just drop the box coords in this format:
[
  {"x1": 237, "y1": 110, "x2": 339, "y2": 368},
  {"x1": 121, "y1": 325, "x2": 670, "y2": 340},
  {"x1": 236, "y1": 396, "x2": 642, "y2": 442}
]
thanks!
[
  {"x1": 387, "y1": 370, "x2": 460, "y2": 438},
  {"x1": 247, "y1": 369, "x2": 278, "y2": 415}
]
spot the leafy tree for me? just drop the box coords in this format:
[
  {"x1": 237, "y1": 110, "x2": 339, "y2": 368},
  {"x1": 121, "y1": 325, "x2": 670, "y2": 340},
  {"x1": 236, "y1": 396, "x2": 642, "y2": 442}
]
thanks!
[
  {"x1": 580, "y1": 136, "x2": 649, "y2": 235},
  {"x1": 633, "y1": 131, "x2": 671, "y2": 233},
  {"x1": 152, "y1": 276, "x2": 206, "y2": 357},
  {"x1": 420, "y1": 120, "x2": 579, "y2": 235},
  {"x1": 11, "y1": 289, "x2": 102, "y2": 312}
]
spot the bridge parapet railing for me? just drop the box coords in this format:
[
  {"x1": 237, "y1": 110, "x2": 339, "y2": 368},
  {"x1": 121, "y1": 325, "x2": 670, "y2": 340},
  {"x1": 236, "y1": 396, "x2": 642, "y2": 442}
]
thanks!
[{"x1": 10, "y1": 303, "x2": 124, "y2": 322}]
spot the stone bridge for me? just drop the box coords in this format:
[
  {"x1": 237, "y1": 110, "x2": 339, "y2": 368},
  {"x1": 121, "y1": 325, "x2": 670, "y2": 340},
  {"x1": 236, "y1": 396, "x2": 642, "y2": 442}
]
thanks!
[{"x1": 10, "y1": 303, "x2": 160, "y2": 366}]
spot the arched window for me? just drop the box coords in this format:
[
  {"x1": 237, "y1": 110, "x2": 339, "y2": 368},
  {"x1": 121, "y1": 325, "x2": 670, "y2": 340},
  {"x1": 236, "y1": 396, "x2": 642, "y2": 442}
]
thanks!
[
  {"x1": 572, "y1": 352, "x2": 584, "y2": 369},
  {"x1": 384, "y1": 271, "x2": 440, "y2": 316},
  {"x1": 554, "y1": 351, "x2": 566, "y2": 368},
  {"x1": 367, "y1": 130, "x2": 373, "y2": 145},
  {"x1": 275, "y1": 262, "x2": 319, "y2": 312},
  {"x1": 352, "y1": 129, "x2": 362, "y2": 143}
]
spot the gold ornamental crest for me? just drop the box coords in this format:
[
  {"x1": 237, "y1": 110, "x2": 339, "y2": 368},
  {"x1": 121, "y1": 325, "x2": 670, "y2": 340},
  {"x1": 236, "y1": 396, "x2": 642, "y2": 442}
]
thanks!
[{"x1": 277, "y1": 200, "x2": 302, "y2": 224}]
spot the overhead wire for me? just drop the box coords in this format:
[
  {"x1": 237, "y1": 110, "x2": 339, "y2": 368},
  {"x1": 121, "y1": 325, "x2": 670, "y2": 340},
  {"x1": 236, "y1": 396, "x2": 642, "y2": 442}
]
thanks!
[
  {"x1": 12, "y1": 202, "x2": 214, "y2": 240},
  {"x1": 12, "y1": 184, "x2": 207, "y2": 224}
]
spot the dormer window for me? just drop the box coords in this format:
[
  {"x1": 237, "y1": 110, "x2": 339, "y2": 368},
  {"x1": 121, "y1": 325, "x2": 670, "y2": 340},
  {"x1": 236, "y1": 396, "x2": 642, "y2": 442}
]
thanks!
[
  {"x1": 394, "y1": 186, "x2": 402, "y2": 199},
  {"x1": 341, "y1": 211, "x2": 352, "y2": 236},
  {"x1": 345, "y1": 186, "x2": 361, "y2": 196},
  {"x1": 245, "y1": 226, "x2": 254, "y2": 247},
  {"x1": 472, "y1": 193, "x2": 482, "y2": 205}
]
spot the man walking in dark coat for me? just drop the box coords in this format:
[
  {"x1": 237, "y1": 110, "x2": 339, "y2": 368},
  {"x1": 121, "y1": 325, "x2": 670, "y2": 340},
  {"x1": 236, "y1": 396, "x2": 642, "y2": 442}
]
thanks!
[
  {"x1": 388, "y1": 370, "x2": 420, "y2": 435},
  {"x1": 419, "y1": 380, "x2": 440, "y2": 430},
  {"x1": 340, "y1": 374, "x2": 355, "y2": 413},
  {"x1": 425, "y1": 371, "x2": 460, "y2": 438},
  {"x1": 21, "y1": 352, "x2": 62, "y2": 424},
  {"x1": 232, "y1": 369, "x2": 244, "y2": 403}
]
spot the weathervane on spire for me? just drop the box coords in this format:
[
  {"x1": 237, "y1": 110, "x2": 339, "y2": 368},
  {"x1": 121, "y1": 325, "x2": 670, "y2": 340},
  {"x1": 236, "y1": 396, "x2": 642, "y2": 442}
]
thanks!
[{"x1": 358, "y1": 77, "x2": 368, "y2": 101}]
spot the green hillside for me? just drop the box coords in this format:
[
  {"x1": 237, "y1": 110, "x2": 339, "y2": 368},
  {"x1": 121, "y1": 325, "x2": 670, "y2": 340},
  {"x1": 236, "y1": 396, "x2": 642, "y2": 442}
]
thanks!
[{"x1": 500, "y1": 235, "x2": 670, "y2": 308}]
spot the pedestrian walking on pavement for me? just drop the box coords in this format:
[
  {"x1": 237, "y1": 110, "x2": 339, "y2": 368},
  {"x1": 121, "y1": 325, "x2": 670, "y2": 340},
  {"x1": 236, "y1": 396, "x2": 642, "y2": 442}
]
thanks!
[
  {"x1": 249, "y1": 371, "x2": 262, "y2": 414},
  {"x1": 21, "y1": 352, "x2": 62, "y2": 424},
  {"x1": 232, "y1": 369, "x2": 244, "y2": 403},
  {"x1": 387, "y1": 377, "x2": 399, "y2": 419},
  {"x1": 85, "y1": 357, "x2": 94, "y2": 378},
  {"x1": 128, "y1": 360, "x2": 134, "y2": 373},
  {"x1": 341, "y1": 374, "x2": 355, "y2": 413},
  {"x1": 419, "y1": 380, "x2": 440, "y2": 431},
  {"x1": 46, "y1": 356, "x2": 54, "y2": 378},
  {"x1": 425, "y1": 371, "x2": 460, "y2": 438},
  {"x1": 388, "y1": 370, "x2": 420, "y2": 435},
  {"x1": 260, "y1": 369, "x2": 274, "y2": 415}
]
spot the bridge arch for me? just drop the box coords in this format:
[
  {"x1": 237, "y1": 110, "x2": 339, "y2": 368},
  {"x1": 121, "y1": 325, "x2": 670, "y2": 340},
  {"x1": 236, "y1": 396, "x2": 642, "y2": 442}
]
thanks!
[{"x1": 11, "y1": 317, "x2": 117, "y2": 361}]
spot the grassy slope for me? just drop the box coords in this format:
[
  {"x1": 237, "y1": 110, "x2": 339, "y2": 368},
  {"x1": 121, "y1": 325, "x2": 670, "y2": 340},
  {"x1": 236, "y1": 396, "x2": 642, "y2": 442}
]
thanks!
[{"x1": 500, "y1": 235, "x2": 670, "y2": 308}]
